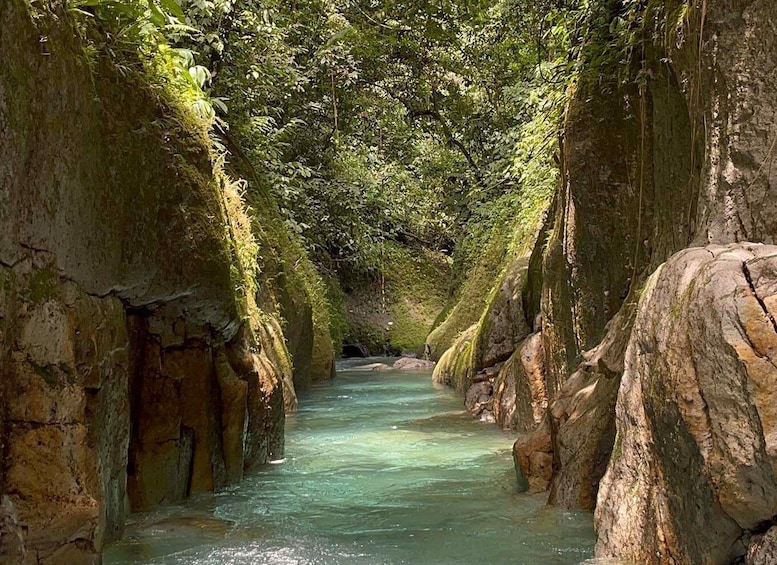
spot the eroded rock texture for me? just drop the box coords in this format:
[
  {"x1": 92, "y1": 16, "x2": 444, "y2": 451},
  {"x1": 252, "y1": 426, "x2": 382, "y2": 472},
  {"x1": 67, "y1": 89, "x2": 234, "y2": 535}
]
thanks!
[
  {"x1": 547, "y1": 305, "x2": 634, "y2": 511},
  {"x1": 0, "y1": 2, "x2": 290, "y2": 562},
  {"x1": 540, "y1": 0, "x2": 777, "y2": 523},
  {"x1": 595, "y1": 244, "x2": 777, "y2": 564},
  {"x1": 492, "y1": 332, "x2": 546, "y2": 433}
]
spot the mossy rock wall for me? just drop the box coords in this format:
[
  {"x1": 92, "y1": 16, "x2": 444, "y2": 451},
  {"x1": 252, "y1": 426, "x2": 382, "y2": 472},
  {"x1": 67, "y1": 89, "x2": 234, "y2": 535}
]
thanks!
[
  {"x1": 338, "y1": 243, "x2": 450, "y2": 356},
  {"x1": 425, "y1": 222, "x2": 514, "y2": 361},
  {"x1": 426, "y1": 200, "x2": 551, "y2": 394},
  {"x1": 237, "y1": 186, "x2": 336, "y2": 394},
  {"x1": 0, "y1": 2, "x2": 292, "y2": 561},
  {"x1": 536, "y1": 0, "x2": 777, "y2": 523}
]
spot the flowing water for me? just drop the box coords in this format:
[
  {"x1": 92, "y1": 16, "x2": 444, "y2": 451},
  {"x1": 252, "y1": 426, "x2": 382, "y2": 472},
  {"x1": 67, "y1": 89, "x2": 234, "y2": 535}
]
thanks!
[{"x1": 105, "y1": 360, "x2": 595, "y2": 565}]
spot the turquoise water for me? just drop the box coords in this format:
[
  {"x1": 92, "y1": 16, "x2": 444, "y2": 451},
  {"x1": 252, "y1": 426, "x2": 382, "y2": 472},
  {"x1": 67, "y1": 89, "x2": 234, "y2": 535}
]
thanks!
[{"x1": 105, "y1": 362, "x2": 595, "y2": 565}]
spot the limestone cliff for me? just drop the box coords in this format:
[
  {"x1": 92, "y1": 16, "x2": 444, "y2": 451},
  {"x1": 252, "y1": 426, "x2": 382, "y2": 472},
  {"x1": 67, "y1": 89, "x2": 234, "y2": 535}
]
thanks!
[
  {"x1": 0, "y1": 2, "x2": 319, "y2": 562},
  {"x1": 543, "y1": 0, "x2": 777, "y2": 519},
  {"x1": 596, "y1": 244, "x2": 777, "y2": 563}
]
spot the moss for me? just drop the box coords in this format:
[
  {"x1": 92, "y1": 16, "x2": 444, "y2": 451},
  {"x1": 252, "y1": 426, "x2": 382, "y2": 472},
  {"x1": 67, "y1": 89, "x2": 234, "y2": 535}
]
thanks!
[
  {"x1": 27, "y1": 267, "x2": 60, "y2": 304},
  {"x1": 431, "y1": 325, "x2": 476, "y2": 390},
  {"x1": 242, "y1": 183, "x2": 337, "y2": 383},
  {"x1": 611, "y1": 430, "x2": 623, "y2": 462},
  {"x1": 340, "y1": 242, "x2": 450, "y2": 356},
  {"x1": 426, "y1": 222, "x2": 512, "y2": 360}
]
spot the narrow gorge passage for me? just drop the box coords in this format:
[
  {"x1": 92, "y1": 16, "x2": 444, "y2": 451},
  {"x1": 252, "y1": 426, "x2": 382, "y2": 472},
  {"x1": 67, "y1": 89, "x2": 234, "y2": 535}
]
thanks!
[{"x1": 105, "y1": 362, "x2": 594, "y2": 565}]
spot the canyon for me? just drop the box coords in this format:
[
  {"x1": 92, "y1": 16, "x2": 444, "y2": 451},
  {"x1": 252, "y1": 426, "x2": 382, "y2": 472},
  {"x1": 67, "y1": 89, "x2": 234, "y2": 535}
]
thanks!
[{"x1": 1, "y1": 0, "x2": 777, "y2": 563}]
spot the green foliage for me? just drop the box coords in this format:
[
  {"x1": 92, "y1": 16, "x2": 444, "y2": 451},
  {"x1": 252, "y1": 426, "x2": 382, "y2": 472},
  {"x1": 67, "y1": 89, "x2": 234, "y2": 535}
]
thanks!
[
  {"x1": 173, "y1": 0, "x2": 566, "y2": 278},
  {"x1": 558, "y1": 0, "x2": 693, "y2": 89},
  {"x1": 164, "y1": 0, "x2": 588, "y2": 351},
  {"x1": 66, "y1": 0, "x2": 220, "y2": 121}
]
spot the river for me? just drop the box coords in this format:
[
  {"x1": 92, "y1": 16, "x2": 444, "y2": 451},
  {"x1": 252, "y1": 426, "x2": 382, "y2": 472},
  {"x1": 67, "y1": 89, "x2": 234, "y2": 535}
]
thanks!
[{"x1": 105, "y1": 360, "x2": 595, "y2": 564}]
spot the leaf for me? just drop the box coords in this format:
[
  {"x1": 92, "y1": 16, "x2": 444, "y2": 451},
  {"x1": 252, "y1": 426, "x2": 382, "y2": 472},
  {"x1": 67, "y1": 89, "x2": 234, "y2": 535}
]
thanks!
[
  {"x1": 146, "y1": 0, "x2": 166, "y2": 26},
  {"x1": 158, "y1": 0, "x2": 185, "y2": 20},
  {"x1": 211, "y1": 97, "x2": 229, "y2": 114},
  {"x1": 192, "y1": 99, "x2": 215, "y2": 120},
  {"x1": 189, "y1": 65, "x2": 212, "y2": 88},
  {"x1": 171, "y1": 47, "x2": 195, "y2": 68}
]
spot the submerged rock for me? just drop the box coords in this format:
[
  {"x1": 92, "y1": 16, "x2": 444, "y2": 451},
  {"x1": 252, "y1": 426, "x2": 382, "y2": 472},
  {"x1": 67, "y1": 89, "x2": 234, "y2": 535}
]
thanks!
[{"x1": 596, "y1": 244, "x2": 777, "y2": 564}]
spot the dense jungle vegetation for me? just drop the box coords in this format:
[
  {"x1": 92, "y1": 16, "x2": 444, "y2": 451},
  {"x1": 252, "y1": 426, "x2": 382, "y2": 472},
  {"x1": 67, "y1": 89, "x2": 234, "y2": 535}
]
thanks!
[{"x1": 65, "y1": 0, "x2": 659, "y2": 353}]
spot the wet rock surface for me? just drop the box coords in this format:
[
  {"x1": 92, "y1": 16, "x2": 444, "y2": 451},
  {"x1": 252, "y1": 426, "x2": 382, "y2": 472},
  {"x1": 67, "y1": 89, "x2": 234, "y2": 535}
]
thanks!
[{"x1": 492, "y1": 332, "x2": 547, "y2": 433}]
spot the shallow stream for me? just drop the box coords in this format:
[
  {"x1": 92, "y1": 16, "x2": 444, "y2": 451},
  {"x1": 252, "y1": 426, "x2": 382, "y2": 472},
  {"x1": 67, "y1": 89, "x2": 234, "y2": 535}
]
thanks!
[{"x1": 105, "y1": 360, "x2": 595, "y2": 564}]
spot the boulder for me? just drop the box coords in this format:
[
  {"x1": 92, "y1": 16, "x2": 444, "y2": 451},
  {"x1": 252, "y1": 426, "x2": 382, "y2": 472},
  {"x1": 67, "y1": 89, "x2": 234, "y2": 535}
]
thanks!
[
  {"x1": 596, "y1": 244, "x2": 777, "y2": 564},
  {"x1": 464, "y1": 380, "x2": 494, "y2": 420},
  {"x1": 513, "y1": 417, "x2": 553, "y2": 494},
  {"x1": 393, "y1": 357, "x2": 435, "y2": 371}
]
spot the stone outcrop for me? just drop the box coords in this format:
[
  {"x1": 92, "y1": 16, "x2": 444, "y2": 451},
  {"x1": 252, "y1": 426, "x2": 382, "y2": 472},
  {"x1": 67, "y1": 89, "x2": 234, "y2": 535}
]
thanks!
[
  {"x1": 595, "y1": 244, "x2": 777, "y2": 563},
  {"x1": 747, "y1": 527, "x2": 777, "y2": 565},
  {"x1": 431, "y1": 240, "x2": 545, "y2": 391},
  {"x1": 0, "y1": 2, "x2": 301, "y2": 562},
  {"x1": 429, "y1": 2, "x2": 777, "y2": 562},
  {"x1": 470, "y1": 258, "x2": 533, "y2": 371},
  {"x1": 513, "y1": 418, "x2": 553, "y2": 494},
  {"x1": 432, "y1": 325, "x2": 476, "y2": 390},
  {"x1": 492, "y1": 332, "x2": 546, "y2": 432},
  {"x1": 531, "y1": 0, "x2": 777, "y2": 521},
  {"x1": 547, "y1": 305, "x2": 634, "y2": 511},
  {"x1": 464, "y1": 374, "x2": 497, "y2": 423},
  {"x1": 393, "y1": 357, "x2": 435, "y2": 370}
]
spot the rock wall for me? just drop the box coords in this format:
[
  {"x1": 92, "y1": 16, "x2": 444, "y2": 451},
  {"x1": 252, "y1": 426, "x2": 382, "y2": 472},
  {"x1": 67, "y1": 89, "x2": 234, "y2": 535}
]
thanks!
[
  {"x1": 429, "y1": 0, "x2": 777, "y2": 561},
  {"x1": 536, "y1": 0, "x2": 777, "y2": 513},
  {"x1": 545, "y1": 0, "x2": 777, "y2": 560},
  {"x1": 0, "y1": 2, "x2": 297, "y2": 562},
  {"x1": 339, "y1": 243, "x2": 450, "y2": 357},
  {"x1": 596, "y1": 244, "x2": 777, "y2": 563},
  {"x1": 249, "y1": 190, "x2": 336, "y2": 393},
  {"x1": 431, "y1": 213, "x2": 549, "y2": 401}
]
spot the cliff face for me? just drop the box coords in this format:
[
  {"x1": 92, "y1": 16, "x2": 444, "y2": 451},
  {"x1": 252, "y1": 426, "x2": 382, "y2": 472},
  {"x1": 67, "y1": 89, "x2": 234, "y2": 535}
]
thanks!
[
  {"x1": 431, "y1": 0, "x2": 777, "y2": 561},
  {"x1": 596, "y1": 244, "x2": 777, "y2": 563},
  {"x1": 0, "y1": 2, "x2": 317, "y2": 562},
  {"x1": 546, "y1": 0, "x2": 777, "y2": 509}
]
